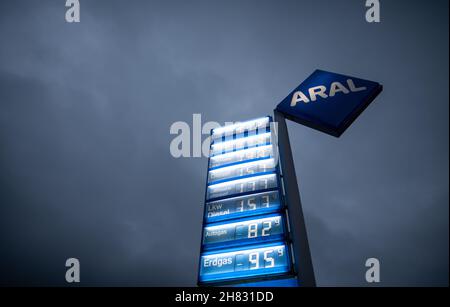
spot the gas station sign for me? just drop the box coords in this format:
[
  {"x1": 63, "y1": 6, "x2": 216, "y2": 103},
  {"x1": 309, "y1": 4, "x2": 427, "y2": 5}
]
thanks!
[
  {"x1": 198, "y1": 117, "x2": 294, "y2": 285},
  {"x1": 276, "y1": 69, "x2": 382, "y2": 137}
]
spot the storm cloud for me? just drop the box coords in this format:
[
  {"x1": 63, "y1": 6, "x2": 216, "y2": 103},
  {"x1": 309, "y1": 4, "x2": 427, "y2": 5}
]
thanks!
[{"x1": 0, "y1": 0, "x2": 448, "y2": 286}]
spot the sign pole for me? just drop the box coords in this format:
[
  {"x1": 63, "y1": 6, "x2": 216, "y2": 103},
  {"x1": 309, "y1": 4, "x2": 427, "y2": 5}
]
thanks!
[{"x1": 274, "y1": 110, "x2": 316, "y2": 287}]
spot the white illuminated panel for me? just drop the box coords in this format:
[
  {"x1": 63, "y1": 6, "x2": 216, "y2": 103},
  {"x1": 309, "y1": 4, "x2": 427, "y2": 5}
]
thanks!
[
  {"x1": 207, "y1": 173, "x2": 277, "y2": 200},
  {"x1": 208, "y1": 158, "x2": 276, "y2": 183},
  {"x1": 199, "y1": 243, "x2": 290, "y2": 283},
  {"x1": 209, "y1": 145, "x2": 273, "y2": 169},
  {"x1": 212, "y1": 117, "x2": 270, "y2": 140},
  {"x1": 210, "y1": 132, "x2": 271, "y2": 156},
  {"x1": 205, "y1": 190, "x2": 281, "y2": 222}
]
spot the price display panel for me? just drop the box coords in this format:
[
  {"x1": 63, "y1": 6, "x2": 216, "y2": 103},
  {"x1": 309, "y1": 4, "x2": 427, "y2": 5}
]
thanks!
[
  {"x1": 210, "y1": 132, "x2": 271, "y2": 156},
  {"x1": 211, "y1": 117, "x2": 270, "y2": 141},
  {"x1": 207, "y1": 173, "x2": 278, "y2": 200},
  {"x1": 202, "y1": 214, "x2": 285, "y2": 249},
  {"x1": 198, "y1": 116, "x2": 294, "y2": 285},
  {"x1": 209, "y1": 145, "x2": 273, "y2": 169},
  {"x1": 199, "y1": 243, "x2": 291, "y2": 283},
  {"x1": 205, "y1": 190, "x2": 281, "y2": 223},
  {"x1": 208, "y1": 158, "x2": 276, "y2": 184}
]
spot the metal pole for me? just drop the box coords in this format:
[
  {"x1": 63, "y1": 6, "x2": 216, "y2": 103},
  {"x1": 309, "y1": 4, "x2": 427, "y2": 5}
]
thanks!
[{"x1": 274, "y1": 110, "x2": 316, "y2": 287}]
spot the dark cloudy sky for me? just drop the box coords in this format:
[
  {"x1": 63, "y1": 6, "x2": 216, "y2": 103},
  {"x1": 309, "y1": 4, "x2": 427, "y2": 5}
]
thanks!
[{"x1": 0, "y1": 0, "x2": 448, "y2": 286}]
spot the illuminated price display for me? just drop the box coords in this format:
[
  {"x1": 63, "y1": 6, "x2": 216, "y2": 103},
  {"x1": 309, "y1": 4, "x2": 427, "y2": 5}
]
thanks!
[
  {"x1": 205, "y1": 190, "x2": 281, "y2": 222},
  {"x1": 199, "y1": 243, "x2": 290, "y2": 284},
  {"x1": 203, "y1": 215, "x2": 284, "y2": 249},
  {"x1": 208, "y1": 158, "x2": 276, "y2": 184},
  {"x1": 211, "y1": 117, "x2": 270, "y2": 141},
  {"x1": 207, "y1": 173, "x2": 278, "y2": 200},
  {"x1": 209, "y1": 145, "x2": 273, "y2": 169},
  {"x1": 199, "y1": 117, "x2": 294, "y2": 285},
  {"x1": 210, "y1": 132, "x2": 271, "y2": 156}
]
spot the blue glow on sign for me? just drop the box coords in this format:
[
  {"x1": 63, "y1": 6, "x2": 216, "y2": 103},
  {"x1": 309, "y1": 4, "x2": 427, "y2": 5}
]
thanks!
[
  {"x1": 199, "y1": 242, "x2": 291, "y2": 284},
  {"x1": 205, "y1": 190, "x2": 281, "y2": 223},
  {"x1": 203, "y1": 214, "x2": 285, "y2": 249}
]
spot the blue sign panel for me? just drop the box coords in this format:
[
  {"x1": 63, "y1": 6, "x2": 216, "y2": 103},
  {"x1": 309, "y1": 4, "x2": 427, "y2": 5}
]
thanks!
[
  {"x1": 198, "y1": 117, "x2": 294, "y2": 285},
  {"x1": 204, "y1": 190, "x2": 281, "y2": 223},
  {"x1": 276, "y1": 70, "x2": 382, "y2": 137},
  {"x1": 202, "y1": 214, "x2": 285, "y2": 250},
  {"x1": 199, "y1": 243, "x2": 291, "y2": 283}
]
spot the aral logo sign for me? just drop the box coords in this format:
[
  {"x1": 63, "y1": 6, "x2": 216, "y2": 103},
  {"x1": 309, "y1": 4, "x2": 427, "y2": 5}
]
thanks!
[
  {"x1": 289, "y1": 79, "x2": 368, "y2": 106},
  {"x1": 276, "y1": 70, "x2": 382, "y2": 137}
]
